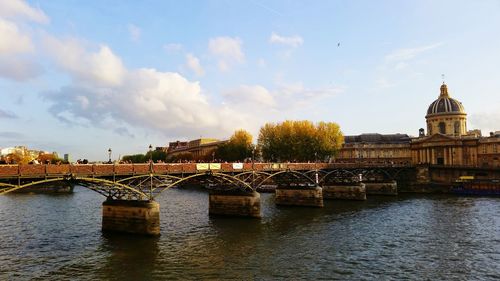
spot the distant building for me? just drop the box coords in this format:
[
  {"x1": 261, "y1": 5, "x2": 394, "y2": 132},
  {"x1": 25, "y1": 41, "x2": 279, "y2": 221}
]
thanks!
[
  {"x1": 411, "y1": 83, "x2": 499, "y2": 167},
  {"x1": 165, "y1": 138, "x2": 228, "y2": 161},
  {"x1": 0, "y1": 146, "x2": 56, "y2": 164},
  {"x1": 337, "y1": 133, "x2": 412, "y2": 164},
  {"x1": 337, "y1": 83, "x2": 500, "y2": 168},
  {"x1": 64, "y1": 154, "x2": 70, "y2": 162}
]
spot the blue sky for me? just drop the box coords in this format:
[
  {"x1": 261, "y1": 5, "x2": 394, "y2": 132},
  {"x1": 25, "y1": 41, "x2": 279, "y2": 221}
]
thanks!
[{"x1": 1, "y1": 0, "x2": 499, "y2": 161}]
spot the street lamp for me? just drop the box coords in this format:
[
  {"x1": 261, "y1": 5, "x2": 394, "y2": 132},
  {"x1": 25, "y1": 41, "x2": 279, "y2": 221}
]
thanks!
[
  {"x1": 148, "y1": 144, "x2": 153, "y2": 162},
  {"x1": 148, "y1": 144, "x2": 153, "y2": 199},
  {"x1": 314, "y1": 151, "x2": 318, "y2": 185},
  {"x1": 108, "y1": 148, "x2": 112, "y2": 163},
  {"x1": 252, "y1": 147, "x2": 256, "y2": 188}
]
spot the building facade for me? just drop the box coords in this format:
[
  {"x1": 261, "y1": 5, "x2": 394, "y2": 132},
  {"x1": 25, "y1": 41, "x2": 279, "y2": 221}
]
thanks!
[
  {"x1": 411, "y1": 83, "x2": 500, "y2": 167},
  {"x1": 337, "y1": 83, "x2": 500, "y2": 168},
  {"x1": 337, "y1": 134, "x2": 412, "y2": 165},
  {"x1": 164, "y1": 138, "x2": 228, "y2": 161}
]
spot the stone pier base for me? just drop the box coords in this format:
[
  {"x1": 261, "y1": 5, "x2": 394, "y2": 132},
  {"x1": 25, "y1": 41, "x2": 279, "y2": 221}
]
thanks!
[
  {"x1": 209, "y1": 191, "x2": 261, "y2": 218},
  {"x1": 364, "y1": 181, "x2": 398, "y2": 196},
  {"x1": 275, "y1": 186, "x2": 323, "y2": 207},
  {"x1": 323, "y1": 183, "x2": 366, "y2": 200},
  {"x1": 102, "y1": 200, "x2": 160, "y2": 236}
]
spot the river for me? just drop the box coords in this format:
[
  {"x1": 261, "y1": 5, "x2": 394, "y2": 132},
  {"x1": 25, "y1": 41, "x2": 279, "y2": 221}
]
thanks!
[{"x1": 0, "y1": 187, "x2": 498, "y2": 280}]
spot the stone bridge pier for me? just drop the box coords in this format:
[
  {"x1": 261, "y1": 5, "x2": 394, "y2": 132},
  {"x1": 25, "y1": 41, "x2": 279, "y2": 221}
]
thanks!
[
  {"x1": 275, "y1": 186, "x2": 324, "y2": 207},
  {"x1": 322, "y1": 183, "x2": 367, "y2": 200},
  {"x1": 102, "y1": 200, "x2": 161, "y2": 236},
  {"x1": 364, "y1": 180, "x2": 398, "y2": 195},
  {"x1": 208, "y1": 190, "x2": 261, "y2": 218}
]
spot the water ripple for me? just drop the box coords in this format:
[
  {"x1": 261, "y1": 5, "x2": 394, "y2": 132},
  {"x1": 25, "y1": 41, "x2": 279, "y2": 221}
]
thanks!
[{"x1": 0, "y1": 187, "x2": 498, "y2": 280}]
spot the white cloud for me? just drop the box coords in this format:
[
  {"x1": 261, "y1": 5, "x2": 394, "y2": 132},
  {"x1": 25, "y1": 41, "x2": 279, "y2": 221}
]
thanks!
[
  {"x1": 223, "y1": 85, "x2": 276, "y2": 107},
  {"x1": 218, "y1": 82, "x2": 345, "y2": 136},
  {"x1": 0, "y1": 18, "x2": 34, "y2": 55},
  {"x1": 0, "y1": 109, "x2": 18, "y2": 119},
  {"x1": 40, "y1": 38, "x2": 248, "y2": 138},
  {"x1": 0, "y1": 0, "x2": 49, "y2": 24},
  {"x1": 42, "y1": 35, "x2": 126, "y2": 86},
  {"x1": 208, "y1": 36, "x2": 244, "y2": 71},
  {"x1": 0, "y1": 56, "x2": 42, "y2": 81},
  {"x1": 269, "y1": 32, "x2": 303, "y2": 47},
  {"x1": 0, "y1": 18, "x2": 42, "y2": 80},
  {"x1": 223, "y1": 82, "x2": 344, "y2": 112},
  {"x1": 128, "y1": 24, "x2": 141, "y2": 42},
  {"x1": 114, "y1": 127, "x2": 135, "y2": 138},
  {"x1": 385, "y1": 42, "x2": 443, "y2": 62},
  {"x1": 163, "y1": 43, "x2": 183, "y2": 53},
  {"x1": 185, "y1": 53, "x2": 204, "y2": 76}
]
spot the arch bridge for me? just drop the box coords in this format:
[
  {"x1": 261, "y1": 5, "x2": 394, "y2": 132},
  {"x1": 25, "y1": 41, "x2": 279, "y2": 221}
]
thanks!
[
  {"x1": 0, "y1": 162, "x2": 412, "y2": 200},
  {"x1": 0, "y1": 162, "x2": 412, "y2": 236}
]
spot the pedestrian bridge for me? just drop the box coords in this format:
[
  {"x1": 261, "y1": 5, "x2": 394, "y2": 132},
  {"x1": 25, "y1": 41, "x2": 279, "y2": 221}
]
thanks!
[
  {"x1": 0, "y1": 162, "x2": 412, "y2": 236},
  {"x1": 0, "y1": 162, "x2": 411, "y2": 199}
]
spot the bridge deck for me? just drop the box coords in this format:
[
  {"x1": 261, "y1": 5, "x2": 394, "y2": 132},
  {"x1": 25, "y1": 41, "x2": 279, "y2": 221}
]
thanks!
[{"x1": 0, "y1": 163, "x2": 410, "y2": 179}]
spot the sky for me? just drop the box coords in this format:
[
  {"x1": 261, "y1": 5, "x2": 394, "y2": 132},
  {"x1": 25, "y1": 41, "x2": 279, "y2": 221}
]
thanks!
[{"x1": 1, "y1": 0, "x2": 499, "y2": 161}]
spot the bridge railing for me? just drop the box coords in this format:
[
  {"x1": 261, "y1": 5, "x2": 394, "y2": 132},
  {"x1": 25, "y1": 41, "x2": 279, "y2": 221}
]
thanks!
[{"x1": 0, "y1": 162, "x2": 413, "y2": 179}]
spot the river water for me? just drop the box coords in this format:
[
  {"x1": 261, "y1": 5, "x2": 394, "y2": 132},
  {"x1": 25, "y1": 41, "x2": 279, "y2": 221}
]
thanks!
[{"x1": 0, "y1": 187, "x2": 498, "y2": 280}]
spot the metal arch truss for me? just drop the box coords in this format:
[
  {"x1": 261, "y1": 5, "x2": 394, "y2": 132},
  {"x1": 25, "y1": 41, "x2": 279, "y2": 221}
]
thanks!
[
  {"x1": 0, "y1": 167, "x2": 411, "y2": 200},
  {"x1": 0, "y1": 172, "x2": 254, "y2": 200}
]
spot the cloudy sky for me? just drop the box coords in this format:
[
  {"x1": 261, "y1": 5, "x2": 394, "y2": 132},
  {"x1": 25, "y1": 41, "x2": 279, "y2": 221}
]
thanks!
[{"x1": 1, "y1": 0, "x2": 499, "y2": 161}]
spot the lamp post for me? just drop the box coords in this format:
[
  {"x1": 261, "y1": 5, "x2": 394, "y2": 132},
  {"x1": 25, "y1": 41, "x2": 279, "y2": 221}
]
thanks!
[
  {"x1": 148, "y1": 144, "x2": 153, "y2": 200},
  {"x1": 252, "y1": 148, "x2": 255, "y2": 168},
  {"x1": 252, "y1": 147, "x2": 256, "y2": 189},
  {"x1": 108, "y1": 148, "x2": 112, "y2": 164},
  {"x1": 314, "y1": 151, "x2": 319, "y2": 185},
  {"x1": 148, "y1": 144, "x2": 153, "y2": 162}
]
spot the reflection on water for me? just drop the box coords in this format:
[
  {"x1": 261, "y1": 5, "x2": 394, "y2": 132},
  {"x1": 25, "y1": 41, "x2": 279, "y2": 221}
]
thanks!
[{"x1": 0, "y1": 187, "x2": 498, "y2": 280}]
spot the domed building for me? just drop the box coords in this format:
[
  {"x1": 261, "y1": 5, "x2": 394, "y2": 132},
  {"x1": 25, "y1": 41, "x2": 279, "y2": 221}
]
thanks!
[
  {"x1": 425, "y1": 83, "x2": 467, "y2": 136},
  {"x1": 337, "y1": 82, "x2": 499, "y2": 168},
  {"x1": 411, "y1": 83, "x2": 499, "y2": 167}
]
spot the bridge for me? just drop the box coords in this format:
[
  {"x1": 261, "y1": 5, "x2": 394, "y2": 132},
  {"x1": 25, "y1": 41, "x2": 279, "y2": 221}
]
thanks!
[{"x1": 0, "y1": 162, "x2": 412, "y2": 236}]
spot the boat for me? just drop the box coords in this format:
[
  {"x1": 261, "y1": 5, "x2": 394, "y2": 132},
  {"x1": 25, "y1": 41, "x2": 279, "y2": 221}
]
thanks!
[{"x1": 452, "y1": 176, "x2": 500, "y2": 196}]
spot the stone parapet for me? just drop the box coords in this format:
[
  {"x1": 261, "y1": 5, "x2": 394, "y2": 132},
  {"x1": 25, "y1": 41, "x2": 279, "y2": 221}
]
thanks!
[
  {"x1": 102, "y1": 200, "x2": 160, "y2": 236},
  {"x1": 323, "y1": 183, "x2": 366, "y2": 200},
  {"x1": 275, "y1": 186, "x2": 324, "y2": 207}
]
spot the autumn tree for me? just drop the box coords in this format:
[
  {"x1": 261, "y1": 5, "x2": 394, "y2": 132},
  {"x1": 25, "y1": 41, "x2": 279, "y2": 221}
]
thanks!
[
  {"x1": 257, "y1": 120, "x2": 343, "y2": 162},
  {"x1": 215, "y1": 129, "x2": 255, "y2": 162}
]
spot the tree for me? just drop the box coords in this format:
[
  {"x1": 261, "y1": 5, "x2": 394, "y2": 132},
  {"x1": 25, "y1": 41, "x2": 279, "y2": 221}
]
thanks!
[
  {"x1": 168, "y1": 152, "x2": 194, "y2": 162},
  {"x1": 215, "y1": 129, "x2": 255, "y2": 162},
  {"x1": 122, "y1": 154, "x2": 146, "y2": 163},
  {"x1": 257, "y1": 120, "x2": 343, "y2": 162},
  {"x1": 145, "y1": 150, "x2": 167, "y2": 162}
]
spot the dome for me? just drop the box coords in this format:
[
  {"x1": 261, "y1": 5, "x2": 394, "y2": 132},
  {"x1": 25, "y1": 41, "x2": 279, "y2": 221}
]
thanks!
[{"x1": 426, "y1": 83, "x2": 465, "y2": 116}]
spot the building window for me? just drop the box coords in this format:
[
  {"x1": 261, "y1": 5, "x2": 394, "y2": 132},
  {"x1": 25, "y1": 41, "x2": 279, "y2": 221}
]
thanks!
[
  {"x1": 439, "y1": 122, "x2": 446, "y2": 134},
  {"x1": 494, "y1": 144, "x2": 498, "y2": 153},
  {"x1": 483, "y1": 145, "x2": 486, "y2": 154}
]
